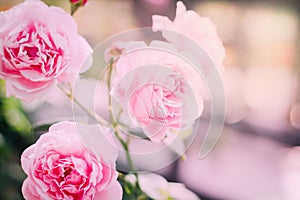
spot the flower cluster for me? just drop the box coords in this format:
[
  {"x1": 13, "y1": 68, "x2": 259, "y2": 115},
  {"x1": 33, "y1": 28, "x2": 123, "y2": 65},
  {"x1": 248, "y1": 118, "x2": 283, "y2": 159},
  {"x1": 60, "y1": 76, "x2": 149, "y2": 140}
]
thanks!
[{"x1": 0, "y1": 0, "x2": 225, "y2": 199}]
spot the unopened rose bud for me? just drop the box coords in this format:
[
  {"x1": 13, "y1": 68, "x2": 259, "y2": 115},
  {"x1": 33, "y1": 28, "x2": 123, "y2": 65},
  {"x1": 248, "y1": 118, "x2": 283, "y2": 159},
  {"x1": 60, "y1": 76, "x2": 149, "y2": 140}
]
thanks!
[
  {"x1": 70, "y1": 0, "x2": 87, "y2": 6},
  {"x1": 70, "y1": 0, "x2": 88, "y2": 15},
  {"x1": 104, "y1": 41, "x2": 125, "y2": 63}
]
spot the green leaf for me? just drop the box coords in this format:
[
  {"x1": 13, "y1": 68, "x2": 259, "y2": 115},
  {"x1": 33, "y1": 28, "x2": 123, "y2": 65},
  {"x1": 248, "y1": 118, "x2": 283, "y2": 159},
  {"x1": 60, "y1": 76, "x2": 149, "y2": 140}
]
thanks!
[{"x1": 2, "y1": 98, "x2": 32, "y2": 138}]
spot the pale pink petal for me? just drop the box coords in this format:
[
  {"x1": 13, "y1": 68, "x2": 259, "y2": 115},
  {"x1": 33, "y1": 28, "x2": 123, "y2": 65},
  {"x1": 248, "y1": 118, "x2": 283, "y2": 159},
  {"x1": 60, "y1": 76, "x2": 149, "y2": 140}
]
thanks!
[
  {"x1": 152, "y1": 1, "x2": 225, "y2": 71},
  {"x1": 94, "y1": 181, "x2": 123, "y2": 200},
  {"x1": 22, "y1": 178, "x2": 46, "y2": 200}
]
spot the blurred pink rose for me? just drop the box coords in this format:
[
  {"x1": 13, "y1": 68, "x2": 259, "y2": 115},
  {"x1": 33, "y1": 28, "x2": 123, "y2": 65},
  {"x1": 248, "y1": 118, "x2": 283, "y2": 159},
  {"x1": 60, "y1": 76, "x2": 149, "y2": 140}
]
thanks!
[
  {"x1": 111, "y1": 41, "x2": 203, "y2": 143},
  {"x1": 281, "y1": 147, "x2": 300, "y2": 200},
  {"x1": 21, "y1": 121, "x2": 122, "y2": 200},
  {"x1": 0, "y1": 0, "x2": 92, "y2": 101},
  {"x1": 143, "y1": 0, "x2": 171, "y2": 7},
  {"x1": 152, "y1": 1, "x2": 226, "y2": 71},
  {"x1": 70, "y1": 0, "x2": 88, "y2": 6}
]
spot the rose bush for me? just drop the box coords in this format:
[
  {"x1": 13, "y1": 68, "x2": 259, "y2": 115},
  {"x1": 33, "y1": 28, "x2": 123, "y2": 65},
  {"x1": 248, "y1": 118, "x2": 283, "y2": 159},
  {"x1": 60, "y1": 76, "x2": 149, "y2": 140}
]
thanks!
[
  {"x1": 0, "y1": 1, "x2": 225, "y2": 199},
  {"x1": 0, "y1": 0, "x2": 92, "y2": 101},
  {"x1": 21, "y1": 121, "x2": 122, "y2": 200}
]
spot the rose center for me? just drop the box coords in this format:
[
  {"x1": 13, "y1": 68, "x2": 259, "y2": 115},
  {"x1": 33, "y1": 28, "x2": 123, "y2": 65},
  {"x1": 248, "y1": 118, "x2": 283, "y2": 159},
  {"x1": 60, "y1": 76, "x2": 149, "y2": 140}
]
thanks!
[
  {"x1": 63, "y1": 166, "x2": 73, "y2": 178},
  {"x1": 129, "y1": 83, "x2": 182, "y2": 136},
  {"x1": 24, "y1": 46, "x2": 38, "y2": 57},
  {"x1": 5, "y1": 22, "x2": 67, "y2": 77}
]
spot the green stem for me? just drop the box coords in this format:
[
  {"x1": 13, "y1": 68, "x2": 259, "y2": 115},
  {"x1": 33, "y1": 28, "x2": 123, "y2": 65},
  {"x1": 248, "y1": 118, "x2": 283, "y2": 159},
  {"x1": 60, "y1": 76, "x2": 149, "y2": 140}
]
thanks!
[
  {"x1": 106, "y1": 61, "x2": 140, "y2": 188},
  {"x1": 107, "y1": 60, "x2": 115, "y2": 125},
  {"x1": 58, "y1": 84, "x2": 110, "y2": 127},
  {"x1": 114, "y1": 127, "x2": 136, "y2": 175}
]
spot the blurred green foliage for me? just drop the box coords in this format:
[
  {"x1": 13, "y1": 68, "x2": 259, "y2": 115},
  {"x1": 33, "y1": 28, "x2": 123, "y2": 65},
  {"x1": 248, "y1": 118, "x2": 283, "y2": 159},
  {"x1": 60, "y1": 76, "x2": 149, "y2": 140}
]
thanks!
[
  {"x1": 0, "y1": 80, "x2": 35, "y2": 200},
  {"x1": 118, "y1": 174, "x2": 153, "y2": 200},
  {"x1": 0, "y1": 1, "x2": 68, "y2": 197}
]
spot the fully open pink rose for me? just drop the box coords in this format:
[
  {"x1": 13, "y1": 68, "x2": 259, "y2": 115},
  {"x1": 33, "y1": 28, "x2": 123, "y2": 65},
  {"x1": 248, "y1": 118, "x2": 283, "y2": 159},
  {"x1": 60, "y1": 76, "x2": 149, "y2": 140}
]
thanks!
[
  {"x1": 21, "y1": 121, "x2": 122, "y2": 200},
  {"x1": 0, "y1": 0, "x2": 92, "y2": 101},
  {"x1": 152, "y1": 1, "x2": 226, "y2": 71},
  {"x1": 111, "y1": 41, "x2": 203, "y2": 143}
]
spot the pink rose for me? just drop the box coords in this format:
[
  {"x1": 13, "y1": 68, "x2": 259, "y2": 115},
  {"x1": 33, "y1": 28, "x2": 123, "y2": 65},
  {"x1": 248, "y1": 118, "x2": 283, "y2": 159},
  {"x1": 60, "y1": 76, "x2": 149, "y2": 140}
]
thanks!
[
  {"x1": 111, "y1": 41, "x2": 203, "y2": 143},
  {"x1": 152, "y1": 1, "x2": 226, "y2": 71},
  {"x1": 21, "y1": 121, "x2": 122, "y2": 200},
  {"x1": 0, "y1": 0, "x2": 92, "y2": 101}
]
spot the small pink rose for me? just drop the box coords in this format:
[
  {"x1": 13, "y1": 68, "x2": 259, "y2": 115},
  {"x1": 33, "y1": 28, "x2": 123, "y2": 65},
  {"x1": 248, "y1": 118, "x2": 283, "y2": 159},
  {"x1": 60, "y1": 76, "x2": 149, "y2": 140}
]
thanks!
[
  {"x1": 152, "y1": 1, "x2": 226, "y2": 71},
  {"x1": 21, "y1": 121, "x2": 122, "y2": 200},
  {"x1": 0, "y1": 0, "x2": 92, "y2": 101}
]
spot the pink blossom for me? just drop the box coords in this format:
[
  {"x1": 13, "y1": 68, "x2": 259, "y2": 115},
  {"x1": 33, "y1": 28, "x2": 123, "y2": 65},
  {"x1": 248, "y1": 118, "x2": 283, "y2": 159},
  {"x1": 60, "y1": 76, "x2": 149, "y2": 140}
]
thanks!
[
  {"x1": 0, "y1": 0, "x2": 92, "y2": 101},
  {"x1": 152, "y1": 1, "x2": 226, "y2": 71},
  {"x1": 21, "y1": 121, "x2": 122, "y2": 200},
  {"x1": 111, "y1": 41, "x2": 204, "y2": 143}
]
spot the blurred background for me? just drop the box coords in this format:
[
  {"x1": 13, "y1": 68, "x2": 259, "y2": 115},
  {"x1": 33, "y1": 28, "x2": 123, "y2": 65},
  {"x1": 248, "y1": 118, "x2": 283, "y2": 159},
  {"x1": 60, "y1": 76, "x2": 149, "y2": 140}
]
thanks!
[{"x1": 0, "y1": 0, "x2": 300, "y2": 199}]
